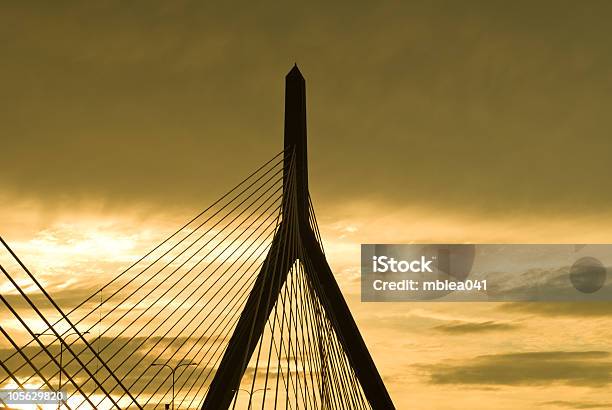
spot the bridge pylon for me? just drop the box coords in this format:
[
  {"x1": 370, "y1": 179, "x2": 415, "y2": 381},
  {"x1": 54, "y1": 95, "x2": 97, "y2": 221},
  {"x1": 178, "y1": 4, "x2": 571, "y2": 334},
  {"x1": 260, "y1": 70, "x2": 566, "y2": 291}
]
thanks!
[{"x1": 202, "y1": 66, "x2": 395, "y2": 410}]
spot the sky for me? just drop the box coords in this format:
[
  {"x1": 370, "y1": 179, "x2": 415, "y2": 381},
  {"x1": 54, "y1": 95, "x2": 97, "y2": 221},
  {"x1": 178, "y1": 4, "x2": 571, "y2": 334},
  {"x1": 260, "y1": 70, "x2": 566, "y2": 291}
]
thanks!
[{"x1": 2, "y1": 1, "x2": 612, "y2": 409}]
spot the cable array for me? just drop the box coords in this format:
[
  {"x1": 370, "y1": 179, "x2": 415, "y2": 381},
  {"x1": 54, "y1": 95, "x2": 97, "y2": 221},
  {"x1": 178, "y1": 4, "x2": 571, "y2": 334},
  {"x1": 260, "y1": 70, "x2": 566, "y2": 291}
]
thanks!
[{"x1": 0, "y1": 149, "x2": 373, "y2": 409}]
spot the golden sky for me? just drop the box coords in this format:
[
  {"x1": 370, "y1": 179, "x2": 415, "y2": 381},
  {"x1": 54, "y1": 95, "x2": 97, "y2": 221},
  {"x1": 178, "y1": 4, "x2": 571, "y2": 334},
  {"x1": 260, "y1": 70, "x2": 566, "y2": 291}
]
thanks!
[{"x1": 2, "y1": 1, "x2": 612, "y2": 409}]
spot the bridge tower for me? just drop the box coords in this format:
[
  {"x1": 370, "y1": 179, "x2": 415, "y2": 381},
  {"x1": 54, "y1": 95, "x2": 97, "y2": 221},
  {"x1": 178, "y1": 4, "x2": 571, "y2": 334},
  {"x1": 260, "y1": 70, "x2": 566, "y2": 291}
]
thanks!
[{"x1": 202, "y1": 66, "x2": 395, "y2": 409}]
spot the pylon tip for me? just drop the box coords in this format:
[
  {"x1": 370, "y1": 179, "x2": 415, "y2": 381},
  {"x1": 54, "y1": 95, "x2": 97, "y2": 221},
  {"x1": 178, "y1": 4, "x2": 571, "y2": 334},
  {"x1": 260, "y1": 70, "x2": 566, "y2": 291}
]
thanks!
[{"x1": 287, "y1": 64, "x2": 303, "y2": 79}]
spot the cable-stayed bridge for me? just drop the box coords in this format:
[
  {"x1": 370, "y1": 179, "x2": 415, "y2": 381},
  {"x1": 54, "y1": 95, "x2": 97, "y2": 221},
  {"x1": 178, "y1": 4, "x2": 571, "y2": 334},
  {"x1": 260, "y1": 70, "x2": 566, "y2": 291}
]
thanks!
[{"x1": 0, "y1": 66, "x2": 395, "y2": 410}]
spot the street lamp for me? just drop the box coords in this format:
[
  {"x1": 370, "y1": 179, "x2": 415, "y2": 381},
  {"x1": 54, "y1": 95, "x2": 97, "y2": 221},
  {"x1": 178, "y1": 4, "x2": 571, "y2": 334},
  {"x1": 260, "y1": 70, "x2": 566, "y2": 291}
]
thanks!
[
  {"x1": 35, "y1": 330, "x2": 89, "y2": 409},
  {"x1": 233, "y1": 388, "x2": 270, "y2": 410},
  {"x1": 150, "y1": 361, "x2": 196, "y2": 410}
]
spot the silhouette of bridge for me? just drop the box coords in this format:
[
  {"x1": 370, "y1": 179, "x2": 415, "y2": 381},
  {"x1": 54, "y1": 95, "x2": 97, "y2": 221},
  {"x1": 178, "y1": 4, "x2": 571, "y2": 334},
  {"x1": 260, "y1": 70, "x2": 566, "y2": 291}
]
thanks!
[{"x1": 0, "y1": 67, "x2": 395, "y2": 410}]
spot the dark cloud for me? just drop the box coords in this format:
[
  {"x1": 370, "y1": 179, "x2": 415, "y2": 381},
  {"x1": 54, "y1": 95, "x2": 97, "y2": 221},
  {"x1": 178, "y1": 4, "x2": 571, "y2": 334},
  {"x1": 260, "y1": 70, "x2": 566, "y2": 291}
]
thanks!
[
  {"x1": 0, "y1": 335, "x2": 220, "y2": 397},
  {"x1": 244, "y1": 364, "x2": 292, "y2": 380},
  {"x1": 434, "y1": 320, "x2": 519, "y2": 334},
  {"x1": 500, "y1": 302, "x2": 612, "y2": 317},
  {"x1": 1, "y1": 1, "x2": 612, "y2": 216},
  {"x1": 422, "y1": 351, "x2": 612, "y2": 387},
  {"x1": 483, "y1": 265, "x2": 612, "y2": 301},
  {"x1": 539, "y1": 401, "x2": 612, "y2": 409},
  {"x1": 2, "y1": 285, "x2": 104, "y2": 312}
]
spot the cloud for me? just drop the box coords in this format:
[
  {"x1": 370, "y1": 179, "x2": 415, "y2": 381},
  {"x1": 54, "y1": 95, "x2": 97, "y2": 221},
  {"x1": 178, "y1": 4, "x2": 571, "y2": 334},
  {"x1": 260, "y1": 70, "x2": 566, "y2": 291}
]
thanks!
[
  {"x1": 539, "y1": 401, "x2": 612, "y2": 409},
  {"x1": 2, "y1": 1, "x2": 612, "y2": 217},
  {"x1": 422, "y1": 351, "x2": 612, "y2": 387},
  {"x1": 499, "y1": 302, "x2": 612, "y2": 317},
  {"x1": 1, "y1": 284, "x2": 105, "y2": 312},
  {"x1": 434, "y1": 320, "x2": 519, "y2": 334},
  {"x1": 0, "y1": 334, "x2": 221, "y2": 397}
]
